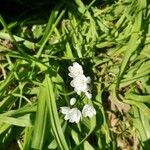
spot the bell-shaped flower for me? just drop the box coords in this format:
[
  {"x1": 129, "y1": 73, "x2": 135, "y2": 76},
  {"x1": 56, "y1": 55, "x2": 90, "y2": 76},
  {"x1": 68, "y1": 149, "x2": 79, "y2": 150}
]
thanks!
[
  {"x1": 82, "y1": 104, "x2": 96, "y2": 118},
  {"x1": 60, "y1": 107, "x2": 71, "y2": 115},
  {"x1": 65, "y1": 108, "x2": 82, "y2": 123},
  {"x1": 60, "y1": 107, "x2": 82, "y2": 123}
]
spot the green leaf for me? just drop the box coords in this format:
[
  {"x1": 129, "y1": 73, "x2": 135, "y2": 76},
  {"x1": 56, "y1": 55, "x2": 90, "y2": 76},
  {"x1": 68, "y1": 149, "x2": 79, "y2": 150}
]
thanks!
[
  {"x1": 125, "y1": 93, "x2": 150, "y2": 104},
  {"x1": 31, "y1": 83, "x2": 48, "y2": 149},
  {"x1": 83, "y1": 141, "x2": 95, "y2": 150},
  {"x1": 45, "y1": 75, "x2": 69, "y2": 150},
  {"x1": 0, "y1": 114, "x2": 32, "y2": 127}
]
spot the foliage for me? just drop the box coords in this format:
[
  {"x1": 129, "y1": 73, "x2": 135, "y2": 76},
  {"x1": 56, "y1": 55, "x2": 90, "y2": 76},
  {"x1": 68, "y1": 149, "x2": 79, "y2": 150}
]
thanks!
[{"x1": 0, "y1": 0, "x2": 150, "y2": 149}]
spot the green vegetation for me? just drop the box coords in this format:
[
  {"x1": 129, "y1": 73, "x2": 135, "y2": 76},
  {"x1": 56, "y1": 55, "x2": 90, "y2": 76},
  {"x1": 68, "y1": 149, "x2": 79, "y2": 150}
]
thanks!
[{"x1": 0, "y1": 0, "x2": 150, "y2": 149}]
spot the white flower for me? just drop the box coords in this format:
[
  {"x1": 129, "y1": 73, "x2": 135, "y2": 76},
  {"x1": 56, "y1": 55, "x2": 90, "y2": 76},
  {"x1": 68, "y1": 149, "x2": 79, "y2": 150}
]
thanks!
[
  {"x1": 68, "y1": 62, "x2": 83, "y2": 78},
  {"x1": 60, "y1": 107, "x2": 70, "y2": 114},
  {"x1": 68, "y1": 62, "x2": 92, "y2": 99},
  {"x1": 60, "y1": 107, "x2": 82, "y2": 123},
  {"x1": 82, "y1": 104, "x2": 96, "y2": 118},
  {"x1": 65, "y1": 108, "x2": 82, "y2": 123},
  {"x1": 70, "y1": 97, "x2": 76, "y2": 105},
  {"x1": 70, "y1": 75, "x2": 91, "y2": 95}
]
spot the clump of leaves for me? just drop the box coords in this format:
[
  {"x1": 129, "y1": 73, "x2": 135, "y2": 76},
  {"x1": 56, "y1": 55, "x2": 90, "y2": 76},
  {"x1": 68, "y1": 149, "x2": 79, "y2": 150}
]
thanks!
[{"x1": 0, "y1": 0, "x2": 150, "y2": 149}]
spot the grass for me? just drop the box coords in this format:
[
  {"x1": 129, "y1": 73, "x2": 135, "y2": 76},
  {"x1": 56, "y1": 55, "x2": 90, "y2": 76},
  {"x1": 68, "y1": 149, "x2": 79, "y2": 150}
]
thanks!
[{"x1": 0, "y1": 0, "x2": 150, "y2": 149}]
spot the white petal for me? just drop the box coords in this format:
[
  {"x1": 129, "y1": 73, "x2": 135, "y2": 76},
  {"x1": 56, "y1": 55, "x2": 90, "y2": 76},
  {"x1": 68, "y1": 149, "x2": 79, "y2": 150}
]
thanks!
[
  {"x1": 68, "y1": 66, "x2": 73, "y2": 72},
  {"x1": 60, "y1": 107, "x2": 70, "y2": 115},
  {"x1": 85, "y1": 92, "x2": 92, "y2": 99},
  {"x1": 74, "y1": 87, "x2": 81, "y2": 95},
  {"x1": 64, "y1": 114, "x2": 70, "y2": 121},
  {"x1": 73, "y1": 62, "x2": 82, "y2": 69},
  {"x1": 70, "y1": 80, "x2": 75, "y2": 87},
  {"x1": 68, "y1": 73, "x2": 74, "y2": 78},
  {"x1": 76, "y1": 90, "x2": 81, "y2": 95},
  {"x1": 68, "y1": 62, "x2": 83, "y2": 78},
  {"x1": 86, "y1": 77, "x2": 91, "y2": 83}
]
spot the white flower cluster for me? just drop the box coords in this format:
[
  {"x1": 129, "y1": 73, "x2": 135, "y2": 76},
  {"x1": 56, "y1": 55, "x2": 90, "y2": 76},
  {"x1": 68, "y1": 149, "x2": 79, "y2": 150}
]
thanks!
[
  {"x1": 68, "y1": 62, "x2": 92, "y2": 99},
  {"x1": 60, "y1": 62, "x2": 96, "y2": 123},
  {"x1": 60, "y1": 98, "x2": 96, "y2": 123}
]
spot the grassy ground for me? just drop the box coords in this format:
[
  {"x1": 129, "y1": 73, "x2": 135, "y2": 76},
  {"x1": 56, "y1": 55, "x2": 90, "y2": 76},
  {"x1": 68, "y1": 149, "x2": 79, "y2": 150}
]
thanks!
[{"x1": 0, "y1": 0, "x2": 150, "y2": 149}]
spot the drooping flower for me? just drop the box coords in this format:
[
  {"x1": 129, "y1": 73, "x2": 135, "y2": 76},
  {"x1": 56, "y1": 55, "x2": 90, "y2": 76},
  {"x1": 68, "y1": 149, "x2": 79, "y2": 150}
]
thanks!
[
  {"x1": 60, "y1": 107, "x2": 82, "y2": 123},
  {"x1": 68, "y1": 62, "x2": 83, "y2": 78},
  {"x1": 65, "y1": 108, "x2": 82, "y2": 123},
  {"x1": 70, "y1": 97, "x2": 76, "y2": 106},
  {"x1": 82, "y1": 104, "x2": 96, "y2": 118},
  {"x1": 60, "y1": 107, "x2": 71, "y2": 115}
]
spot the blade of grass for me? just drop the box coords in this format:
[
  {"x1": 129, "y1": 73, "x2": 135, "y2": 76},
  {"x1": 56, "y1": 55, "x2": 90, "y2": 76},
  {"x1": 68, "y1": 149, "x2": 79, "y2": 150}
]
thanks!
[
  {"x1": 31, "y1": 83, "x2": 48, "y2": 149},
  {"x1": 45, "y1": 75, "x2": 69, "y2": 150},
  {"x1": 23, "y1": 127, "x2": 33, "y2": 150},
  {"x1": 115, "y1": 0, "x2": 147, "y2": 90},
  {"x1": 125, "y1": 93, "x2": 150, "y2": 104},
  {"x1": 36, "y1": 5, "x2": 66, "y2": 58},
  {"x1": 0, "y1": 115, "x2": 32, "y2": 127},
  {"x1": 0, "y1": 32, "x2": 37, "y2": 49},
  {"x1": 0, "y1": 15, "x2": 18, "y2": 49}
]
